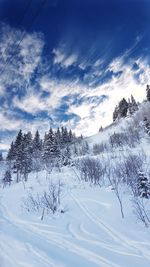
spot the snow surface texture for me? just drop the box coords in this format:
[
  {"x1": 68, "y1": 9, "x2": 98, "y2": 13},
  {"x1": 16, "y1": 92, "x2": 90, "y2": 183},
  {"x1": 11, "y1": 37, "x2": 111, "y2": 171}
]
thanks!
[{"x1": 0, "y1": 165, "x2": 150, "y2": 267}]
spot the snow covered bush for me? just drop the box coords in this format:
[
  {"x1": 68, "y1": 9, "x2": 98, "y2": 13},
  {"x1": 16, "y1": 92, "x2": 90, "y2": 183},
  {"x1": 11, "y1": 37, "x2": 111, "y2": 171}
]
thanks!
[
  {"x1": 109, "y1": 128, "x2": 141, "y2": 150},
  {"x1": 76, "y1": 157, "x2": 106, "y2": 186},
  {"x1": 93, "y1": 143, "x2": 108, "y2": 155},
  {"x1": 132, "y1": 197, "x2": 150, "y2": 227},
  {"x1": 23, "y1": 180, "x2": 64, "y2": 219},
  {"x1": 110, "y1": 152, "x2": 144, "y2": 190}
]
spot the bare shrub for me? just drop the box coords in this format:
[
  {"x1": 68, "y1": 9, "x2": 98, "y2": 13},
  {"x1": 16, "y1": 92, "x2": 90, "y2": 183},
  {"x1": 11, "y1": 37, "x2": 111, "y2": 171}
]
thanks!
[
  {"x1": 125, "y1": 125, "x2": 141, "y2": 147},
  {"x1": 109, "y1": 132, "x2": 126, "y2": 148},
  {"x1": 93, "y1": 143, "x2": 108, "y2": 155},
  {"x1": 132, "y1": 197, "x2": 150, "y2": 227},
  {"x1": 106, "y1": 164, "x2": 125, "y2": 218},
  {"x1": 76, "y1": 157, "x2": 106, "y2": 186},
  {"x1": 105, "y1": 152, "x2": 146, "y2": 219},
  {"x1": 110, "y1": 152, "x2": 144, "y2": 192},
  {"x1": 23, "y1": 193, "x2": 41, "y2": 212},
  {"x1": 23, "y1": 180, "x2": 64, "y2": 219},
  {"x1": 41, "y1": 180, "x2": 63, "y2": 214},
  {"x1": 109, "y1": 129, "x2": 141, "y2": 150}
]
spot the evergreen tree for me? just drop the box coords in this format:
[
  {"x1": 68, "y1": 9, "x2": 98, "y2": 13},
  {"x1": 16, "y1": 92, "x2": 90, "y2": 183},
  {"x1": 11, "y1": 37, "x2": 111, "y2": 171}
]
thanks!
[
  {"x1": 55, "y1": 127, "x2": 61, "y2": 140},
  {"x1": 113, "y1": 105, "x2": 119, "y2": 121},
  {"x1": 21, "y1": 131, "x2": 33, "y2": 181},
  {"x1": 32, "y1": 130, "x2": 42, "y2": 171},
  {"x1": 43, "y1": 128, "x2": 61, "y2": 167},
  {"x1": 7, "y1": 141, "x2": 15, "y2": 161},
  {"x1": 113, "y1": 98, "x2": 128, "y2": 121},
  {"x1": 143, "y1": 117, "x2": 150, "y2": 135},
  {"x1": 68, "y1": 129, "x2": 73, "y2": 143},
  {"x1": 13, "y1": 130, "x2": 24, "y2": 182},
  {"x1": 137, "y1": 171, "x2": 150, "y2": 198},
  {"x1": 3, "y1": 170, "x2": 12, "y2": 187},
  {"x1": 146, "y1": 84, "x2": 150, "y2": 101},
  {"x1": 128, "y1": 95, "x2": 138, "y2": 115},
  {"x1": 63, "y1": 145, "x2": 71, "y2": 165},
  {"x1": 0, "y1": 152, "x2": 3, "y2": 161},
  {"x1": 62, "y1": 127, "x2": 69, "y2": 144},
  {"x1": 118, "y1": 98, "x2": 128, "y2": 118},
  {"x1": 99, "y1": 126, "x2": 103, "y2": 132}
]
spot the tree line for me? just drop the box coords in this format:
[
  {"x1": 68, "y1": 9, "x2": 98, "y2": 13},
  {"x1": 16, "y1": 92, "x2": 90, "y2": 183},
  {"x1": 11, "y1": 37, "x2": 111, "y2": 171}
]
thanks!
[{"x1": 6, "y1": 127, "x2": 78, "y2": 183}]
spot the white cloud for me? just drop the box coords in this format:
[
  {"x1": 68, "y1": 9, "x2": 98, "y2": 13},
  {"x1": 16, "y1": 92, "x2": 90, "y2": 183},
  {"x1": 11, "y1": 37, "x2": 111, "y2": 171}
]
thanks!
[
  {"x1": 0, "y1": 23, "x2": 44, "y2": 94},
  {"x1": 13, "y1": 91, "x2": 46, "y2": 114},
  {"x1": 52, "y1": 47, "x2": 77, "y2": 68},
  {"x1": 0, "y1": 111, "x2": 22, "y2": 131}
]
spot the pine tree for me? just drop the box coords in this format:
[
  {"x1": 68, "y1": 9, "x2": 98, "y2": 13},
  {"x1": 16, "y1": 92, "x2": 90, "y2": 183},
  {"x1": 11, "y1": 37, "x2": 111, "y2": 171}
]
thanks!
[
  {"x1": 3, "y1": 170, "x2": 12, "y2": 187},
  {"x1": 68, "y1": 129, "x2": 73, "y2": 143},
  {"x1": 7, "y1": 141, "x2": 15, "y2": 161},
  {"x1": 21, "y1": 131, "x2": 33, "y2": 181},
  {"x1": 113, "y1": 98, "x2": 128, "y2": 121},
  {"x1": 143, "y1": 117, "x2": 150, "y2": 135},
  {"x1": 113, "y1": 105, "x2": 119, "y2": 121},
  {"x1": 0, "y1": 152, "x2": 3, "y2": 161},
  {"x1": 32, "y1": 130, "x2": 42, "y2": 172},
  {"x1": 55, "y1": 127, "x2": 61, "y2": 141},
  {"x1": 43, "y1": 128, "x2": 61, "y2": 167},
  {"x1": 63, "y1": 145, "x2": 71, "y2": 165},
  {"x1": 146, "y1": 84, "x2": 150, "y2": 101},
  {"x1": 118, "y1": 98, "x2": 128, "y2": 118},
  {"x1": 13, "y1": 130, "x2": 24, "y2": 182},
  {"x1": 137, "y1": 171, "x2": 150, "y2": 198},
  {"x1": 128, "y1": 95, "x2": 138, "y2": 115},
  {"x1": 62, "y1": 127, "x2": 69, "y2": 145},
  {"x1": 99, "y1": 126, "x2": 103, "y2": 132}
]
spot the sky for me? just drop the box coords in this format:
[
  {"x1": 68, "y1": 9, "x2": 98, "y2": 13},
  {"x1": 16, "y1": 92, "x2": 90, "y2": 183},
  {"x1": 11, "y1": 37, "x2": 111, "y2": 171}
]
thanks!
[{"x1": 0, "y1": 0, "x2": 150, "y2": 151}]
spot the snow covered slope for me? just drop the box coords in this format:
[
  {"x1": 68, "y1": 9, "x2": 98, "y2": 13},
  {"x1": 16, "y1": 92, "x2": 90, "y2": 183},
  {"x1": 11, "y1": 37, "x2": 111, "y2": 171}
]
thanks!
[
  {"x1": 1, "y1": 101, "x2": 150, "y2": 267},
  {"x1": 0, "y1": 167, "x2": 150, "y2": 267}
]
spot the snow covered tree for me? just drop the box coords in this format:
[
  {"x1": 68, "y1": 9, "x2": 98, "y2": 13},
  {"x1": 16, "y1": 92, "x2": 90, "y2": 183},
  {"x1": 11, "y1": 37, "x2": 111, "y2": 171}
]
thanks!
[
  {"x1": 13, "y1": 130, "x2": 24, "y2": 182},
  {"x1": 113, "y1": 105, "x2": 119, "y2": 121},
  {"x1": 43, "y1": 128, "x2": 61, "y2": 168},
  {"x1": 68, "y1": 129, "x2": 73, "y2": 143},
  {"x1": 143, "y1": 117, "x2": 150, "y2": 135},
  {"x1": 118, "y1": 98, "x2": 128, "y2": 118},
  {"x1": 62, "y1": 127, "x2": 69, "y2": 145},
  {"x1": 113, "y1": 98, "x2": 128, "y2": 121},
  {"x1": 62, "y1": 145, "x2": 71, "y2": 166},
  {"x1": 0, "y1": 152, "x2": 3, "y2": 161},
  {"x1": 7, "y1": 141, "x2": 15, "y2": 161},
  {"x1": 146, "y1": 84, "x2": 150, "y2": 101},
  {"x1": 21, "y1": 131, "x2": 33, "y2": 181},
  {"x1": 32, "y1": 130, "x2": 42, "y2": 172},
  {"x1": 55, "y1": 128, "x2": 61, "y2": 146},
  {"x1": 3, "y1": 170, "x2": 12, "y2": 187},
  {"x1": 99, "y1": 126, "x2": 103, "y2": 132},
  {"x1": 137, "y1": 171, "x2": 150, "y2": 199},
  {"x1": 128, "y1": 95, "x2": 138, "y2": 115}
]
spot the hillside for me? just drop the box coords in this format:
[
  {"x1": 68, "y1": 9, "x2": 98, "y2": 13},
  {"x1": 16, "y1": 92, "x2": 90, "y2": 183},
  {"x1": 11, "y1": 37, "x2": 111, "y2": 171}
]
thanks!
[{"x1": 1, "y1": 101, "x2": 150, "y2": 267}]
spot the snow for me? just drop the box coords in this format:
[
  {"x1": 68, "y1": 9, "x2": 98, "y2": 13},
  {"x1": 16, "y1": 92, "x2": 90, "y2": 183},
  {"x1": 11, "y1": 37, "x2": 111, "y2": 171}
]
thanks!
[
  {"x1": 0, "y1": 166, "x2": 150, "y2": 267},
  {"x1": 1, "y1": 101, "x2": 150, "y2": 267}
]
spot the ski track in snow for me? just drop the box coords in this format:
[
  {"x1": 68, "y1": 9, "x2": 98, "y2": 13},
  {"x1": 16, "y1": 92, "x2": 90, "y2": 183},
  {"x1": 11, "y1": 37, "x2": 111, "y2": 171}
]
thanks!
[
  {"x1": 0, "y1": 203, "x2": 122, "y2": 267},
  {"x1": 68, "y1": 189, "x2": 150, "y2": 261},
  {"x1": 1, "y1": 182, "x2": 150, "y2": 267}
]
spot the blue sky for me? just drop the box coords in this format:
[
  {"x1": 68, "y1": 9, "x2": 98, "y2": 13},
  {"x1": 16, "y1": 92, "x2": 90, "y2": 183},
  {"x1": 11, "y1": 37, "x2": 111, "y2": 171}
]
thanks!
[{"x1": 0, "y1": 0, "x2": 150, "y2": 150}]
